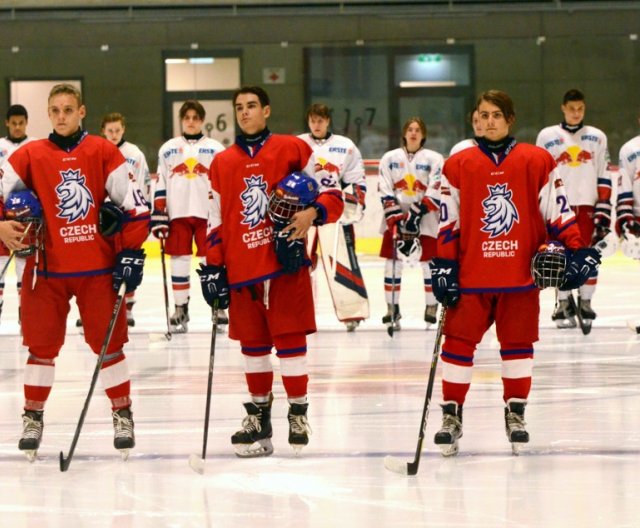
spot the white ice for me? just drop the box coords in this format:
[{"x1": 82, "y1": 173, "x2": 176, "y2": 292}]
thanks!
[{"x1": 0, "y1": 253, "x2": 639, "y2": 528}]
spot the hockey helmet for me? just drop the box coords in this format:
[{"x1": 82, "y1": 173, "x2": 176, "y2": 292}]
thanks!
[
  {"x1": 397, "y1": 235, "x2": 423, "y2": 265},
  {"x1": 3, "y1": 189, "x2": 44, "y2": 257},
  {"x1": 530, "y1": 241, "x2": 567, "y2": 289},
  {"x1": 592, "y1": 229, "x2": 619, "y2": 258},
  {"x1": 621, "y1": 225, "x2": 640, "y2": 259},
  {"x1": 268, "y1": 171, "x2": 319, "y2": 225}
]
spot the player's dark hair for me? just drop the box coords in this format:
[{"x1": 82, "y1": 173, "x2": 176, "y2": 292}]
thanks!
[
  {"x1": 7, "y1": 104, "x2": 28, "y2": 120},
  {"x1": 233, "y1": 86, "x2": 270, "y2": 108},
  {"x1": 101, "y1": 112, "x2": 126, "y2": 130},
  {"x1": 401, "y1": 117, "x2": 427, "y2": 148},
  {"x1": 305, "y1": 103, "x2": 331, "y2": 121},
  {"x1": 49, "y1": 83, "x2": 82, "y2": 106},
  {"x1": 476, "y1": 90, "x2": 515, "y2": 122},
  {"x1": 179, "y1": 100, "x2": 205, "y2": 120},
  {"x1": 563, "y1": 89, "x2": 585, "y2": 105}
]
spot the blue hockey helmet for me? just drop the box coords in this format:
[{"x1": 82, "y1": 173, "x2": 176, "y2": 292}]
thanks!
[
  {"x1": 268, "y1": 171, "x2": 319, "y2": 225},
  {"x1": 4, "y1": 189, "x2": 44, "y2": 257}
]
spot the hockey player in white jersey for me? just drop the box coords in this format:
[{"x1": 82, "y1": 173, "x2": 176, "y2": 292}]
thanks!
[
  {"x1": 536, "y1": 89, "x2": 610, "y2": 333},
  {"x1": 617, "y1": 111, "x2": 640, "y2": 333},
  {"x1": 378, "y1": 117, "x2": 442, "y2": 332},
  {"x1": 0, "y1": 104, "x2": 36, "y2": 326},
  {"x1": 449, "y1": 108, "x2": 484, "y2": 156},
  {"x1": 151, "y1": 100, "x2": 226, "y2": 333},
  {"x1": 298, "y1": 103, "x2": 368, "y2": 331}
]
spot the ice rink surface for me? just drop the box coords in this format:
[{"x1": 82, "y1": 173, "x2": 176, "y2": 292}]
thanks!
[{"x1": 0, "y1": 253, "x2": 639, "y2": 528}]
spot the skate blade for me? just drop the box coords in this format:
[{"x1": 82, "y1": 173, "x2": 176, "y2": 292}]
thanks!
[
  {"x1": 23, "y1": 449, "x2": 38, "y2": 463},
  {"x1": 234, "y1": 439, "x2": 274, "y2": 458},
  {"x1": 290, "y1": 443, "x2": 308, "y2": 456},
  {"x1": 555, "y1": 318, "x2": 577, "y2": 329},
  {"x1": 511, "y1": 442, "x2": 527, "y2": 455},
  {"x1": 170, "y1": 325, "x2": 188, "y2": 334},
  {"x1": 119, "y1": 448, "x2": 131, "y2": 461},
  {"x1": 437, "y1": 442, "x2": 459, "y2": 457}
]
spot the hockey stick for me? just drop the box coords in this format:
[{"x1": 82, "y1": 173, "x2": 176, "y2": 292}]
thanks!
[
  {"x1": 59, "y1": 282, "x2": 127, "y2": 472},
  {"x1": 189, "y1": 300, "x2": 219, "y2": 474},
  {"x1": 159, "y1": 239, "x2": 172, "y2": 341},
  {"x1": 384, "y1": 306, "x2": 447, "y2": 476},
  {"x1": 0, "y1": 221, "x2": 34, "y2": 279},
  {"x1": 567, "y1": 292, "x2": 590, "y2": 335},
  {"x1": 388, "y1": 225, "x2": 399, "y2": 337}
]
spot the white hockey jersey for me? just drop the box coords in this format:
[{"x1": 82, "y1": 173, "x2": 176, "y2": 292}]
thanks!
[
  {"x1": 449, "y1": 138, "x2": 477, "y2": 157},
  {"x1": 377, "y1": 146, "x2": 443, "y2": 236},
  {"x1": 536, "y1": 124, "x2": 609, "y2": 207},
  {"x1": 617, "y1": 134, "x2": 640, "y2": 224},
  {"x1": 154, "y1": 135, "x2": 225, "y2": 220},
  {"x1": 0, "y1": 136, "x2": 36, "y2": 167},
  {"x1": 119, "y1": 140, "x2": 150, "y2": 203}
]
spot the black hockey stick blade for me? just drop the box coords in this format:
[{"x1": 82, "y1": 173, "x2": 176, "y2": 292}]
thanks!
[
  {"x1": 387, "y1": 324, "x2": 394, "y2": 338},
  {"x1": 568, "y1": 293, "x2": 590, "y2": 335}
]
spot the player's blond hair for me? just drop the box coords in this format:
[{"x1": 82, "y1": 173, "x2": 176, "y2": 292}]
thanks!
[{"x1": 48, "y1": 83, "x2": 82, "y2": 106}]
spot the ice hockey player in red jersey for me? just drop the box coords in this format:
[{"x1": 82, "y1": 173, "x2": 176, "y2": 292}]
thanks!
[
  {"x1": 431, "y1": 90, "x2": 600, "y2": 456},
  {"x1": 0, "y1": 83, "x2": 150, "y2": 461},
  {"x1": 199, "y1": 86, "x2": 343, "y2": 457}
]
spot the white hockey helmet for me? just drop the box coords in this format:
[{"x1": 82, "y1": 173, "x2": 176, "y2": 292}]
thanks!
[
  {"x1": 621, "y1": 227, "x2": 640, "y2": 259},
  {"x1": 397, "y1": 236, "x2": 422, "y2": 265},
  {"x1": 592, "y1": 229, "x2": 619, "y2": 258},
  {"x1": 530, "y1": 241, "x2": 567, "y2": 289}
]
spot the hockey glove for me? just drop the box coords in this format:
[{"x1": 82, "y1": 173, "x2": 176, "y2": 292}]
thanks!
[
  {"x1": 404, "y1": 202, "x2": 428, "y2": 235},
  {"x1": 382, "y1": 197, "x2": 404, "y2": 231},
  {"x1": 197, "y1": 264, "x2": 230, "y2": 310},
  {"x1": 274, "y1": 229, "x2": 305, "y2": 274},
  {"x1": 99, "y1": 202, "x2": 124, "y2": 237},
  {"x1": 150, "y1": 210, "x2": 170, "y2": 239},
  {"x1": 560, "y1": 247, "x2": 601, "y2": 291},
  {"x1": 430, "y1": 257, "x2": 460, "y2": 307},
  {"x1": 113, "y1": 249, "x2": 145, "y2": 294}
]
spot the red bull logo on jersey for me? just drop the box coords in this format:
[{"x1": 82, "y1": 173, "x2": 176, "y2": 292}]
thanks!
[
  {"x1": 170, "y1": 157, "x2": 209, "y2": 180},
  {"x1": 55, "y1": 168, "x2": 94, "y2": 223},
  {"x1": 240, "y1": 175, "x2": 269, "y2": 229},
  {"x1": 555, "y1": 146, "x2": 593, "y2": 167},
  {"x1": 481, "y1": 183, "x2": 519, "y2": 238},
  {"x1": 315, "y1": 158, "x2": 340, "y2": 174},
  {"x1": 394, "y1": 174, "x2": 427, "y2": 197}
]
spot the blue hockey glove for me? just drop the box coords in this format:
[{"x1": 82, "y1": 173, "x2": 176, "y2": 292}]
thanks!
[
  {"x1": 560, "y1": 247, "x2": 601, "y2": 291},
  {"x1": 113, "y1": 249, "x2": 145, "y2": 293},
  {"x1": 404, "y1": 202, "x2": 427, "y2": 235},
  {"x1": 197, "y1": 264, "x2": 230, "y2": 309},
  {"x1": 99, "y1": 202, "x2": 124, "y2": 237},
  {"x1": 150, "y1": 210, "x2": 169, "y2": 239},
  {"x1": 274, "y1": 229, "x2": 305, "y2": 274},
  {"x1": 430, "y1": 257, "x2": 460, "y2": 307}
]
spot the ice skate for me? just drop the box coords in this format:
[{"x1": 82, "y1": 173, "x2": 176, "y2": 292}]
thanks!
[
  {"x1": 231, "y1": 399, "x2": 273, "y2": 458},
  {"x1": 288, "y1": 402, "x2": 312, "y2": 455},
  {"x1": 126, "y1": 301, "x2": 135, "y2": 327},
  {"x1": 169, "y1": 303, "x2": 189, "y2": 333},
  {"x1": 382, "y1": 303, "x2": 401, "y2": 335},
  {"x1": 434, "y1": 402, "x2": 462, "y2": 457},
  {"x1": 551, "y1": 299, "x2": 577, "y2": 329},
  {"x1": 344, "y1": 320, "x2": 360, "y2": 332},
  {"x1": 19, "y1": 410, "x2": 43, "y2": 463},
  {"x1": 577, "y1": 297, "x2": 596, "y2": 335},
  {"x1": 424, "y1": 304, "x2": 438, "y2": 328},
  {"x1": 112, "y1": 407, "x2": 135, "y2": 460},
  {"x1": 505, "y1": 398, "x2": 529, "y2": 455},
  {"x1": 76, "y1": 318, "x2": 85, "y2": 335}
]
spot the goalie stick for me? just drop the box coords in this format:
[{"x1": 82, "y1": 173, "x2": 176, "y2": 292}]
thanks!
[
  {"x1": 189, "y1": 301, "x2": 220, "y2": 474},
  {"x1": 384, "y1": 306, "x2": 447, "y2": 476},
  {"x1": 59, "y1": 282, "x2": 127, "y2": 472}
]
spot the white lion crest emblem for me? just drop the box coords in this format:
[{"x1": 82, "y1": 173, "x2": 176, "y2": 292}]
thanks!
[
  {"x1": 241, "y1": 175, "x2": 268, "y2": 228},
  {"x1": 481, "y1": 183, "x2": 519, "y2": 238},
  {"x1": 55, "y1": 169, "x2": 94, "y2": 223}
]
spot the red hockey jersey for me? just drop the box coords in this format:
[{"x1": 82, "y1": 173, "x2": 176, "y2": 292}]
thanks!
[
  {"x1": 438, "y1": 142, "x2": 584, "y2": 292},
  {"x1": 207, "y1": 133, "x2": 343, "y2": 288},
  {"x1": 1, "y1": 134, "x2": 149, "y2": 277}
]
